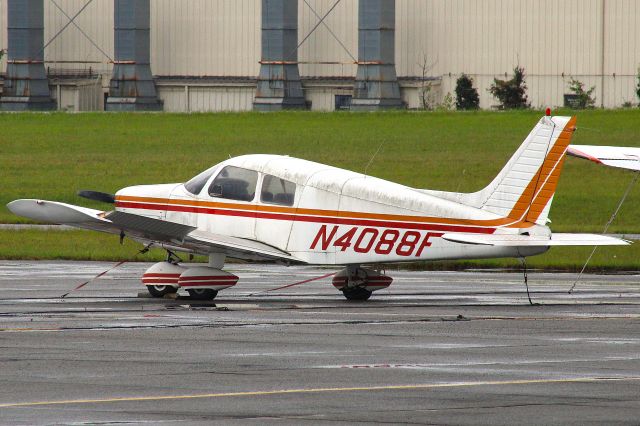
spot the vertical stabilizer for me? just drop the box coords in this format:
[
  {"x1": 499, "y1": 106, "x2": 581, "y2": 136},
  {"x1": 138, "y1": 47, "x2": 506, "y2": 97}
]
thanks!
[
  {"x1": 482, "y1": 116, "x2": 576, "y2": 225},
  {"x1": 422, "y1": 116, "x2": 576, "y2": 226}
]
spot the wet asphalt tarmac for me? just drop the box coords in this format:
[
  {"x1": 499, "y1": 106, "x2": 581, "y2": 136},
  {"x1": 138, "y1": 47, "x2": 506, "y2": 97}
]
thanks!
[{"x1": 0, "y1": 261, "x2": 639, "y2": 425}]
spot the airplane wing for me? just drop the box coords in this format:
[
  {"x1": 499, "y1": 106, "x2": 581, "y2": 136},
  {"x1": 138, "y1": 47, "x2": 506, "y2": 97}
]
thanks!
[
  {"x1": 7, "y1": 199, "x2": 304, "y2": 264},
  {"x1": 567, "y1": 145, "x2": 640, "y2": 172},
  {"x1": 441, "y1": 232, "x2": 630, "y2": 246}
]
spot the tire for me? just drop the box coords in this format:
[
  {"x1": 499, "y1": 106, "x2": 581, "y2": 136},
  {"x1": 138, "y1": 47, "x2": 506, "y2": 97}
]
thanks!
[
  {"x1": 342, "y1": 287, "x2": 372, "y2": 301},
  {"x1": 187, "y1": 288, "x2": 218, "y2": 301},
  {"x1": 147, "y1": 285, "x2": 178, "y2": 298}
]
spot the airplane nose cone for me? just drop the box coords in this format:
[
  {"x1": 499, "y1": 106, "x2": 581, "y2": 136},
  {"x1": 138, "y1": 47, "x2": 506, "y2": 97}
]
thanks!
[{"x1": 115, "y1": 183, "x2": 182, "y2": 203}]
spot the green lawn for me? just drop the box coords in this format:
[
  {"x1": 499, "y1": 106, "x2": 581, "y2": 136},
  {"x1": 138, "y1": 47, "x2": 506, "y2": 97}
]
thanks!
[{"x1": 1, "y1": 110, "x2": 640, "y2": 268}]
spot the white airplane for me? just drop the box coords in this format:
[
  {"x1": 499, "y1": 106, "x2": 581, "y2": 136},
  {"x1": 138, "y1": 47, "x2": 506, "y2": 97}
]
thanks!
[{"x1": 7, "y1": 115, "x2": 629, "y2": 301}]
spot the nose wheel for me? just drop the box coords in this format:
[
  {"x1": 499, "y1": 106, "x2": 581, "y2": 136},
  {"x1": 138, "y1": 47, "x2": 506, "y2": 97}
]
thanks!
[
  {"x1": 143, "y1": 252, "x2": 236, "y2": 301},
  {"x1": 186, "y1": 288, "x2": 218, "y2": 300},
  {"x1": 147, "y1": 285, "x2": 178, "y2": 297}
]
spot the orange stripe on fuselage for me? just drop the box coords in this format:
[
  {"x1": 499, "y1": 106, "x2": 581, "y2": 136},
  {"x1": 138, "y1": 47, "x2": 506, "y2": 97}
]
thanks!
[{"x1": 115, "y1": 195, "x2": 515, "y2": 228}]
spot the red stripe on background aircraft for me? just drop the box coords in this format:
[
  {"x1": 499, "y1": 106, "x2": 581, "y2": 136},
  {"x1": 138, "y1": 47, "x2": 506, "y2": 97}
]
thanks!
[{"x1": 7, "y1": 115, "x2": 629, "y2": 301}]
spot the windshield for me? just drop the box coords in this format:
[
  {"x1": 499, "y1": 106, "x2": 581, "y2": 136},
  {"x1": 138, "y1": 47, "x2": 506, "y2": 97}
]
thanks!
[
  {"x1": 184, "y1": 165, "x2": 220, "y2": 195},
  {"x1": 208, "y1": 166, "x2": 258, "y2": 202}
]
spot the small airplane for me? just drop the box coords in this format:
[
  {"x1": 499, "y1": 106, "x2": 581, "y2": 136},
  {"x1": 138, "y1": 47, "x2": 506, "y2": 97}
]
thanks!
[{"x1": 7, "y1": 114, "x2": 629, "y2": 301}]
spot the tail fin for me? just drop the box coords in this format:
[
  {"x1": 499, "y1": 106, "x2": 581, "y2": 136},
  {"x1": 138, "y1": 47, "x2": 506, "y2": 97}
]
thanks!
[{"x1": 425, "y1": 116, "x2": 576, "y2": 226}]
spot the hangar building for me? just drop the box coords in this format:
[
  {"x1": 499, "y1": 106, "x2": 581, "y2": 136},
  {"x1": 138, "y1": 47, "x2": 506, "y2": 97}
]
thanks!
[{"x1": 0, "y1": 0, "x2": 638, "y2": 111}]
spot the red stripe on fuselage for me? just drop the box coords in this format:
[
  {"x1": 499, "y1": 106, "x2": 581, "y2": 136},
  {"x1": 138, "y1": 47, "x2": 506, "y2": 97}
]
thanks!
[{"x1": 115, "y1": 201, "x2": 496, "y2": 234}]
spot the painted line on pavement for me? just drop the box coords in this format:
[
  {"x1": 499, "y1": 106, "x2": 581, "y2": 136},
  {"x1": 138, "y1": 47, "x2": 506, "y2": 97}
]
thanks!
[{"x1": 1, "y1": 376, "x2": 639, "y2": 408}]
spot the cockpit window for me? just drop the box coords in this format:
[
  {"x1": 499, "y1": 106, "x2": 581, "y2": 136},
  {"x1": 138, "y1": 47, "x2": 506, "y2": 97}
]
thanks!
[
  {"x1": 208, "y1": 166, "x2": 258, "y2": 202},
  {"x1": 261, "y1": 174, "x2": 296, "y2": 206},
  {"x1": 184, "y1": 165, "x2": 220, "y2": 195}
]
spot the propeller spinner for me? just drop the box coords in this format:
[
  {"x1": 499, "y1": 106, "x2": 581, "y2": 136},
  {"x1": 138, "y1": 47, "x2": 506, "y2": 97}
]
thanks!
[{"x1": 77, "y1": 190, "x2": 116, "y2": 204}]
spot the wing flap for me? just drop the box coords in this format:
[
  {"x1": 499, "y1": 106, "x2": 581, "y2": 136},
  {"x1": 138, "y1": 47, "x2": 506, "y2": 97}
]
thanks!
[
  {"x1": 184, "y1": 230, "x2": 304, "y2": 264},
  {"x1": 105, "y1": 211, "x2": 195, "y2": 240},
  {"x1": 442, "y1": 232, "x2": 630, "y2": 246}
]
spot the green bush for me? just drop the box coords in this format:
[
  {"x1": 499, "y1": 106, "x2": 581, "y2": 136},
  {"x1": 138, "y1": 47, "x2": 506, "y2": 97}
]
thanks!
[
  {"x1": 455, "y1": 74, "x2": 480, "y2": 110},
  {"x1": 489, "y1": 66, "x2": 530, "y2": 109},
  {"x1": 568, "y1": 78, "x2": 596, "y2": 109}
]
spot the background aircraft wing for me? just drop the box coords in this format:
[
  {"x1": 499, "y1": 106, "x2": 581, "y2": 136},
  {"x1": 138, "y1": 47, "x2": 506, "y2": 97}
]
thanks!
[
  {"x1": 568, "y1": 145, "x2": 640, "y2": 171},
  {"x1": 7, "y1": 199, "x2": 304, "y2": 263},
  {"x1": 442, "y1": 232, "x2": 630, "y2": 246}
]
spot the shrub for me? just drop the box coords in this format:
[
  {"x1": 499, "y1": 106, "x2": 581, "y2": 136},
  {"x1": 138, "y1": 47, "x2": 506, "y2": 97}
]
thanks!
[
  {"x1": 455, "y1": 74, "x2": 480, "y2": 110},
  {"x1": 437, "y1": 92, "x2": 455, "y2": 111},
  {"x1": 567, "y1": 78, "x2": 596, "y2": 109},
  {"x1": 489, "y1": 66, "x2": 530, "y2": 109},
  {"x1": 420, "y1": 81, "x2": 433, "y2": 110}
]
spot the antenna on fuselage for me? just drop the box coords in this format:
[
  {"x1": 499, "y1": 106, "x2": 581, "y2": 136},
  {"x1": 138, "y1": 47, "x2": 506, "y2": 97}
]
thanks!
[{"x1": 364, "y1": 140, "x2": 386, "y2": 178}]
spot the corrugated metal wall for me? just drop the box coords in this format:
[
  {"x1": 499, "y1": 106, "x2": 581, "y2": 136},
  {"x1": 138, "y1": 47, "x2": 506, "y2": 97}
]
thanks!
[
  {"x1": 396, "y1": 0, "x2": 640, "y2": 108},
  {"x1": 157, "y1": 85, "x2": 255, "y2": 112},
  {"x1": 298, "y1": 0, "x2": 358, "y2": 78},
  {"x1": 604, "y1": 0, "x2": 640, "y2": 107},
  {"x1": 43, "y1": 0, "x2": 113, "y2": 75},
  {"x1": 151, "y1": 0, "x2": 260, "y2": 76},
  {"x1": 0, "y1": 0, "x2": 639, "y2": 108}
]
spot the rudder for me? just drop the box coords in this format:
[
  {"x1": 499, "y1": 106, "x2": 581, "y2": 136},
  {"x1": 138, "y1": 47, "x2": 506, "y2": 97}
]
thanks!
[{"x1": 483, "y1": 116, "x2": 576, "y2": 225}]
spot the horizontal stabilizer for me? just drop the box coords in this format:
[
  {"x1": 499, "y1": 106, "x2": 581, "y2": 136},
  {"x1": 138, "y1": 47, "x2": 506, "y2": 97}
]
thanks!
[
  {"x1": 442, "y1": 232, "x2": 630, "y2": 246},
  {"x1": 568, "y1": 145, "x2": 640, "y2": 171}
]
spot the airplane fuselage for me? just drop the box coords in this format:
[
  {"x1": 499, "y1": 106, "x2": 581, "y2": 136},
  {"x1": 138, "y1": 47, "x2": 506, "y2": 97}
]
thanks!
[{"x1": 114, "y1": 154, "x2": 548, "y2": 265}]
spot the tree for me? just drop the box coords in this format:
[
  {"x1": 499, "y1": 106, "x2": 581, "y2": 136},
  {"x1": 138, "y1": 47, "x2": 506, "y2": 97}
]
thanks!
[
  {"x1": 489, "y1": 66, "x2": 530, "y2": 109},
  {"x1": 418, "y1": 54, "x2": 437, "y2": 110},
  {"x1": 567, "y1": 78, "x2": 596, "y2": 109},
  {"x1": 455, "y1": 74, "x2": 479, "y2": 110}
]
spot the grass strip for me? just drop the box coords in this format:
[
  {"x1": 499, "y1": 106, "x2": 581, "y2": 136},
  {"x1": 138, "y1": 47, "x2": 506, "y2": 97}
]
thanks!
[{"x1": 1, "y1": 110, "x2": 639, "y2": 266}]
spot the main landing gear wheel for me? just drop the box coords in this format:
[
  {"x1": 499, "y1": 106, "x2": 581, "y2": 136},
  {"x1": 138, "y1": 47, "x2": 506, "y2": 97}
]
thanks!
[
  {"x1": 187, "y1": 288, "x2": 218, "y2": 301},
  {"x1": 342, "y1": 287, "x2": 372, "y2": 301},
  {"x1": 147, "y1": 285, "x2": 178, "y2": 298}
]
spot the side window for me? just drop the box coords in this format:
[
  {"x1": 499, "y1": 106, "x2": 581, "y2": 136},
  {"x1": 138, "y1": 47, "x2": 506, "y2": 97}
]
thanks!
[
  {"x1": 261, "y1": 174, "x2": 296, "y2": 206},
  {"x1": 208, "y1": 166, "x2": 258, "y2": 202}
]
